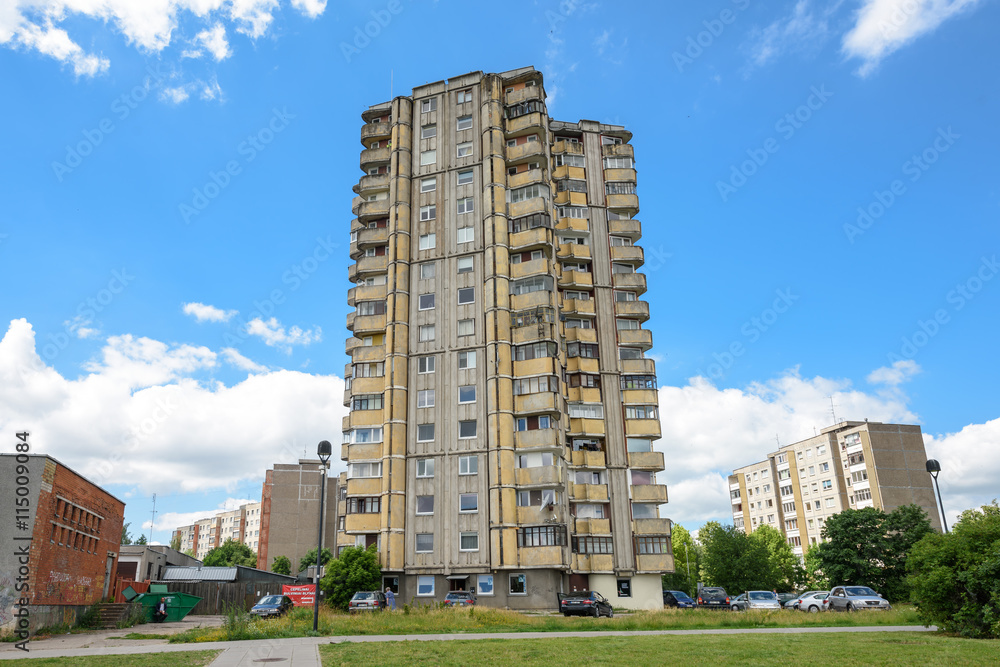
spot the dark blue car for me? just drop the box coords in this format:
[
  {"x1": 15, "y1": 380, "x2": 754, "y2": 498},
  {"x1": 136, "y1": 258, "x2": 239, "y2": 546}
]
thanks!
[
  {"x1": 663, "y1": 590, "x2": 696, "y2": 608},
  {"x1": 250, "y1": 595, "x2": 294, "y2": 618}
]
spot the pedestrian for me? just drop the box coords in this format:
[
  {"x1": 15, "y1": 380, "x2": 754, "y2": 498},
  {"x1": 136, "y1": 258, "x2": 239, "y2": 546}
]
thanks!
[
  {"x1": 385, "y1": 586, "x2": 396, "y2": 611},
  {"x1": 153, "y1": 597, "x2": 168, "y2": 623}
]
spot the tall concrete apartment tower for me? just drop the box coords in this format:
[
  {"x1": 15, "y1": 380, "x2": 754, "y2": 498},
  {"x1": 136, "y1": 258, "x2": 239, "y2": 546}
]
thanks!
[{"x1": 339, "y1": 67, "x2": 671, "y2": 610}]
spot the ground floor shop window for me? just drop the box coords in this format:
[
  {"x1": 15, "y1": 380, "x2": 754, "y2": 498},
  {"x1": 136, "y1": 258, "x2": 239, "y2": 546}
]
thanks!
[
  {"x1": 477, "y1": 574, "x2": 494, "y2": 596},
  {"x1": 417, "y1": 576, "x2": 435, "y2": 596},
  {"x1": 509, "y1": 573, "x2": 526, "y2": 595},
  {"x1": 617, "y1": 578, "x2": 631, "y2": 597}
]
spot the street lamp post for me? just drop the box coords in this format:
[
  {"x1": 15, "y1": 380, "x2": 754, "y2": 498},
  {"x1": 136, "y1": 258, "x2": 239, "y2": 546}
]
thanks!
[
  {"x1": 925, "y1": 459, "x2": 949, "y2": 533},
  {"x1": 313, "y1": 440, "x2": 332, "y2": 632}
]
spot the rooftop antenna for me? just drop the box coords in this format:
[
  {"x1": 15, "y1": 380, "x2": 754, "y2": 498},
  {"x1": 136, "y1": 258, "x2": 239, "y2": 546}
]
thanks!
[
  {"x1": 827, "y1": 395, "x2": 839, "y2": 425},
  {"x1": 775, "y1": 434, "x2": 780, "y2": 447},
  {"x1": 149, "y1": 493, "x2": 156, "y2": 544}
]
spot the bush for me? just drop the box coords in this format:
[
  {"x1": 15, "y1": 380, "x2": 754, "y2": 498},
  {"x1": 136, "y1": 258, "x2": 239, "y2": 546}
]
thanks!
[
  {"x1": 319, "y1": 545, "x2": 381, "y2": 611},
  {"x1": 907, "y1": 501, "x2": 1000, "y2": 638},
  {"x1": 76, "y1": 604, "x2": 102, "y2": 629}
]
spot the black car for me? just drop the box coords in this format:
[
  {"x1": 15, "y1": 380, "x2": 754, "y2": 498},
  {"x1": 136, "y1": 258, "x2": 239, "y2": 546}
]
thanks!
[
  {"x1": 443, "y1": 591, "x2": 477, "y2": 607},
  {"x1": 696, "y1": 586, "x2": 730, "y2": 609},
  {"x1": 250, "y1": 595, "x2": 294, "y2": 618},
  {"x1": 558, "y1": 590, "x2": 614, "y2": 618},
  {"x1": 663, "y1": 590, "x2": 696, "y2": 608}
]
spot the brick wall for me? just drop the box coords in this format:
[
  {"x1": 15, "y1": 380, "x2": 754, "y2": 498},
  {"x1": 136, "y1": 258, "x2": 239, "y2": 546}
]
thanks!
[{"x1": 257, "y1": 470, "x2": 273, "y2": 569}]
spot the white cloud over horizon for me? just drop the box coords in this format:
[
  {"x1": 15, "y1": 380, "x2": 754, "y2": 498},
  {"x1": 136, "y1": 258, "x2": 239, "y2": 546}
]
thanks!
[
  {"x1": 183, "y1": 302, "x2": 238, "y2": 323},
  {"x1": 245, "y1": 317, "x2": 321, "y2": 353}
]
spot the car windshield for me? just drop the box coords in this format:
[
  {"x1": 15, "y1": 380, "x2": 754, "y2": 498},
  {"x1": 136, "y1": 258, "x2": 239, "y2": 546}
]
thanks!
[
  {"x1": 749, "y1": 592, "x2": 776, "y2": 600},
  {"x1": 258, "y1": 596, "x2": 281, "y2": 605},
  {"x1": 353, "y1": 592, "x2": 375, "y2": 600},
  {"x1": 564, "y1": 591, "x2": 595, "y2": 599},
  {"x1": 846, "y1": 587, "x2": 877, "y2": 596},
  {"x1": 447, "y1": 593, "x2": 470, "y2": 598},
  {"x1": 670, "y1": 591, "x2": 691, "y2": 599},
  {"x1": 815, "y1": 593, "x2": 829, "y2": 599}
]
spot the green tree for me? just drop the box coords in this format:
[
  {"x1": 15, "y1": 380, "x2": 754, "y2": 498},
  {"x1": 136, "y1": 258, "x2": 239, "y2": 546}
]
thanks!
[
  {"x1": 319, "y1": 545, "x2": 382, "y2": 610},
  {"x1": 699, "y1": 521, "x2": 771, "y2": 593},
  {"x1": 662, "y1": 525, "x2": 699, "y2": 596},
  {"x1": 299, "y1": 548, "x2": 333, "y2": 574},
  {"x1": 802, "y1": 544, "x2": 828, "y2": 589},
  {"x1": 169, "y1": 533, "x2": 182, "y2": 552},
  {"x1": 749, "y1": 524, "x2": 805, "y2": 592},
  {"x1": 120, "y1": 522, "x2": 133, "y2": 545},
  {"x1": 814, "y1": 504, "x2": 932, "y2": 601},
  {"x1": 271, "y1": 555, "x2": 292, "y2": 576},
  {"x1": 203, "y1": 539, "x2": 258, "y2": 567},
  {"x1": 136, "y1": 534, "x2": 148, "y2": 545},
  {"x1": 907, "y1": 501, "x2": 1000, "y2": 638}
]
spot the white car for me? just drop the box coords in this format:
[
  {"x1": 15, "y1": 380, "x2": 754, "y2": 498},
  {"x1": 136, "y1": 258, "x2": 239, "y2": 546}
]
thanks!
[
  {"x1": 795, "y1": 591, "x2": 830, "y2": 613},
  {"x1": 784, "y1": 590, "x2": 823, "y2": 609}
]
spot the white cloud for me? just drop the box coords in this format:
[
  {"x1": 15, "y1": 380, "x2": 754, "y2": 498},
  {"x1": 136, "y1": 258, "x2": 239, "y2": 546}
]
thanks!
[
  {"x1": 160, "y1": 85, "x2": 190, "y2": 104},
  {"x1": 244, "y1": 317, "x2": 321, "y2": 353},
  {"x1": 221, "y1": 347, "x2": 268, "y2": 373},
  {"x1": 867, "y1": 359, "x2": 921, "y2": 387},
  {"x1": 195, "y1": 22, "x2": 230, "y2": 60},
  {"x1": 183, "y1": 302, "x2": 237, "y2": 323},
  {"x1": 12, "y1": 20, "x2": 110, "y2": 76},
  {"x1": 152, "y1": 497, "x2": 256, "y2": 531},
  {"x1": 745, "y1": 0, "x2": 835, "y2": 70},
  {"x1": 0, "y1": 319, "x2": 349, "y2": 494},
  {"x1": 200, "y1": 76, "x2": 223, "y2": 101},
  {"x1": 290, "y1": 0, "x2": 326, "y2": 18},
  {"x1": 924, "y1": 418, "x2": 1000, "y2": 529},
  {"x1": 229, "y1": 0, "x2": 280, "y2": 38},
  {"x1": 842, "y1": 0, "x2": 982, "y2": 76}
]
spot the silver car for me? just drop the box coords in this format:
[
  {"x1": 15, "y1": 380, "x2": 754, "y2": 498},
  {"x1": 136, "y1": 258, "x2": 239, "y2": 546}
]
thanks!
[
  {"x1": 827, "y1": 585, "x2": 891, "y2": 611},
  {"x1": 795, "y1": 591, "x2": 830, "y2": 613},
  {"x1": 784, "y1": 590, "x2": 823, "y2": 610},
  {"x1": 730, "y1": 590, "x2": 782, "y2": 611}
]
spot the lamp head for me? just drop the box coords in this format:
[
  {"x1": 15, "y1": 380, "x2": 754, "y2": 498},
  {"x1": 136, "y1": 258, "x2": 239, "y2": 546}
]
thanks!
[
  {"x1": 317, "y1": 440, "x2": 332, "y2": 464},
  {"x1": 925, "y1": 459, "x2": 941, "y2": 474}
]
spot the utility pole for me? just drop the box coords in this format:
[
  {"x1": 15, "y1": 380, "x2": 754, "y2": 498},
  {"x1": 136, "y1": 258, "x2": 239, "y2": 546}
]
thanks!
[{"x1": 149, "y1": 493, "x2": 157, "y2": 544}]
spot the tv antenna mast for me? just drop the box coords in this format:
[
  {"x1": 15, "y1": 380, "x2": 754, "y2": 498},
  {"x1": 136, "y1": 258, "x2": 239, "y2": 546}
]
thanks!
[{"x1": 149, "y1": 493, "x2": 157, "y2": 544}]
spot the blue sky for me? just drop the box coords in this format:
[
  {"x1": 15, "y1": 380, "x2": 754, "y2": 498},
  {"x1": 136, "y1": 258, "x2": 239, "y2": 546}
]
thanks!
[{"x1": 1, "y1": 0, "x2": 997, "y2": 544}]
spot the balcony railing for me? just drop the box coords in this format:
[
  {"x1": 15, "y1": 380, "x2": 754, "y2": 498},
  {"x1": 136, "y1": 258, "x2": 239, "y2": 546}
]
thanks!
[
  {"x1": 612, "y1": 272, "x2": 646, "y2": 294},
  {"x1": 628, "y1": 451, "x2": 665, "y2": 470},
  {"x1": 617, "y1": 329, "x2": 652, "y2": 350},
  {"x1": 360, "y1": 146, "x2": 391, "y2": 169}
]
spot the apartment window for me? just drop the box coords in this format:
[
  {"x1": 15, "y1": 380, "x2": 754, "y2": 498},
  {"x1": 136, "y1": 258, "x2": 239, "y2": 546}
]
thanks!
[
  {"x1": 512, "y1": 375, "x2": 556, "y2": 395},
  {"x1": 624, "y1": 405, "x2": 658, "y2": 420},
  {"x1": 418, "y1": 324, "x2": 435, "y2": 342},
  {"x1": 782, "y1": 501, "x2": 796, "y2": 513},
  {"x1": 457, "y1": 226, "x2": 474, "y2": 244},
  {"x1": 457, "y1": 197, "x2": 474, "y2": 214},
  {"x1": 602, "y1": 135, "x2": 623, "y2": 145},
  {"x1": 785, "y1": 518, "x2": 798, "y2": 530},
  {"x1": 417, "y1": 389, "x2": 435, "y2": 408},
  {"x1": 420, "y1": 177, "x2": 436, "y2": 193},
  {"x1": 457, "y1": 257, "x2": 473, "y2": 274},
  {"x1": 457, "y1": 169, "x2": 473, "y2": 185},
  {"x1": 554, "y1": 153, "x2": 586, "y2": 168},
  {"x1": 516, "y1": 488, "x2": 556, "y2": 506},
  {"x1": 458, "y1": 385, "x2": 476, "y2": 403},
  {"x1": 615, "y1": 290, "x2": 638, "y2": 302},
  {"x1": 347, "y1": 497, "x2": 380, "y2": 514},
  {"x1": 352, "y1": 394, "x2": 383, "y2": 410},
  {"x1": 460, "y1": 532, "x2": 479, "y2": 551},
  {"x1": 620, "y1": 375, "x2": 656, "y2": 390},
  {"x1": 419, "y1": 204, "x2": 436, "y2": 221},
  {"x1": 418, "y1": 293, "x2": 435, "y2": 310},
  {"x1": 822, "y1": 480, "x2": 833, "y2": 491},
  {"x1": 459, "y1": 493, "x2": 478, "y2": 513},
  {"x1": 456, "y1": 114, "x2": 473, "y2": 130},
  {"x1": 478, "y1": 574, "x2": 493, "y2": 596},
  {"x1": 420, "y1": 150, "x2": 436, "y2": 166},
  {"x1": 421, "y1": 98, "x2": 437, "y2": 113},
  {"x1": 516, "y1": 415, "x2": 551, "y2": 431},
  {"x1": 456, "y1": 89, "x2": 472, "y2": 104},
  {"x1": 820, "y1": 462, "x2": 830, "y2": 473},
  {"x1": 509, "y1": 573, "x2": 526, "y2": 595},
  {"x1": 511, "y1": 276, "x2": 553, "y2": 295},
  {"x1": 567, "y1": 342, "x2": 599, "y2": 359},
  {"x1": 626, "y1": 438, "x2": 652, "y2": 452},
  {"x1": 814, "y1": 500, "x2": 822, "y2": 510},
  {"x1": 569, "y1": 403, "x2": 603, "y2": 419},
  {"x1": 348, "y1": 462, "x2": 382, "y2": 478},
  {"x1": 459, "y1": 455, "x2": 478, "y2": 475},
  {"x1": 631, "y1": 470, "x2": 654, "y2": 485},
  {"x1": 350, "y1": 427, "x2": 382, "y2": 444},
  {"x1": 573, "y1": 536, "x2": 614, "y2": 554},
  {"x1": 631, "y1": 503, "x2": 658, "y2": 519},
  {"x1": 457, "y1": 142, "x2": 473, "y2": 158},
  {"x1": 817, "y1": 445, "x2": 827, "y2": 455},
  {"x1": 459, "y1": 420, "x2": 477, "y2": 438},
  {"x1": 848, "y1": 452, "x2": 866, "y2": 465},
  {"x1": 780, "y1": 484, "x2": 793, "y2": 496},
  {"x1": 416, "y1": 458, "x2": 435, "y2": 478},
  {"x1": 416, "y1": 496, "x2": 434, "y2": 515},
  {"x1": 419, "y1": 262, "x2": 436, "y2": 279},
  {"x1": 418, "y1": 355, "x2": 435, "y2": 373},
  {"x1": 417, "y1": 423, "x2": 435, "y2": 442},
  {"x1": 788, "y1": 536, "x2": 802, "y2": 547},
  {"x1": 612, "y1": 263, "x2": 634, "y2": 274},
  {"x1": 421, "y1": 124, "x2": 436, "y2": 139},
  {"x1": 458, "y1": 350, "x2": 476, "y2": 369},
  {"x1": 457, "y1": 287, "x2": 475, "y2": 305},
  {"x1": 419, "y1": 233, "x2": 436, "y2": 250},
  {"x1": 603, "y1": 156, "x2": 634, "y2": 169},
  {"x1": 809, "y1": 466, "x2": 816, "y2": 476},
  {"x1": 357, "y1": 300, "x2": 386, "y2": 316},
  {"x1": 514, "y1": 341, "x2": 557, "y2": 361},
  {"x1": 508, "y1": 184, "x2": 545, "y2": 203},
  {"x1": 415, "y1": 533, "x2": 433, "y2": 553},
  {"x1": 851, "y1": 470, "x2": 868, "y2": 483},
  {"x1": 856, "y1": 487, "x2": 872, "y2": 501},
  {"x1": 825, "y1": 498, "x2": 836, "y2": 508},
  {"x1": 778, "y1": 469, "x2": 791, "y2": 480},
  {"x1": 517, "y1": 526, "x2": 566, "y2": 547}
]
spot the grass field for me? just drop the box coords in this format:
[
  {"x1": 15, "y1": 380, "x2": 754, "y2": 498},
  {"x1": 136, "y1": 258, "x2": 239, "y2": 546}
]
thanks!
[
  {"x1": 168, "y1": 605, "x2": 927, "y2": 643},
  {"x1": 5, "y1": 650, "x2": 221, "y2": 666},
  {"x1": 319, "y1": 633, "x2": 998, "y2": 666}
]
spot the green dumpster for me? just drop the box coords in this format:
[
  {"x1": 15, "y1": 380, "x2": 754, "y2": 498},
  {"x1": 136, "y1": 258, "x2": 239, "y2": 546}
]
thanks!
[{"x1": 130, "y1": 584, "x2": 202, "y2": 622}]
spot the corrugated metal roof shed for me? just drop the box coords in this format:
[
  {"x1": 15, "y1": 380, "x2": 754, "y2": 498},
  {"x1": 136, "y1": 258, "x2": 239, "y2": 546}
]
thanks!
[{"x1": 161, "y1": 566, "x2": 238, "y2": 582}]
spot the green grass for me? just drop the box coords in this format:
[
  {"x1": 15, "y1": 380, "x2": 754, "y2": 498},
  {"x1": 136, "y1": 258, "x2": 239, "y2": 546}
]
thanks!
[
  {"x1": 167, "y1": 605, "x2": 927, "y2": 643},
  {"x1": 4, "y1": 650, "x2": 221, "y2": 666},
  {"x1": 319, "y1": 633, "x2": 998, "y2": 666}
]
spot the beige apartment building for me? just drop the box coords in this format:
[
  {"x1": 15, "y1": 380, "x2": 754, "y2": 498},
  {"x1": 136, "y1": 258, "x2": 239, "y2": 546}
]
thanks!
[
  {"x1": 338, "y1": 67, "x2": 671, "y2": 610},
  {"x1": 172, "y1": 501, "x2": 262, "y2": 560},
  {"x1": 730, "y1": 421, "x2": 942, "y2": 556}
]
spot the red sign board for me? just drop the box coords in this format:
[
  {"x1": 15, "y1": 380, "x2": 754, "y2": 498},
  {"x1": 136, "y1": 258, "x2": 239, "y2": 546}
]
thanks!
[{"x1": 283, "y1": 584, "x2": 317, "y2": 606}]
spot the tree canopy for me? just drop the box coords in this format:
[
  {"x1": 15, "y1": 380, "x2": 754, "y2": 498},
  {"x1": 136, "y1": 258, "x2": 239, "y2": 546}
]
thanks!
[
  {"x1": 319, "y1": 546, "x2": 381, "y2": 610},
  {"x1": 662, "y1": 524, "x2": 699, "y2": 596},
  {"x1": 299, "y1": 547, "x2": 334, "y2": 574},
  {"x1": 120, "y1": 522, "x2": 133, "y2": 545},
  {"x1": 203, "y1": 539, "x2": 257, "y2": 567},
  {"x1": 169, "y1": 533, "x2": 182, "y2": 552},
  {"x1": 271, "y1": 555, "x2": 292, "y2": 576},
  {"x1": 699, "y1": 522, "x2": 772, "y2": 593}
]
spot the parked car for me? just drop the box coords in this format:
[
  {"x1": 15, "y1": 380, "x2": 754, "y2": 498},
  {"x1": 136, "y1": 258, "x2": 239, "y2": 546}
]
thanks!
[
  {"x1": 348, "y1": 591, "x2": 387, "y2": 612},
  {"x1": 250, "y1": 595, "x2": 294, "y2": 618},
  {"x1": 784, "y1": 590, "x2": 823, "y2": 609},
  {"x1": 827, "y1": 586, "x2": 891, "y2": 611},
  {"x1": 663, "y1": 590, "x2": 696, "y2": 608},
  {"x1": 443, "y1": 591, "x2": 477, "y2": 607},
  {"x1": 730, "y1": 591, "x2": 781, "y2": 611},
  {"x1": 776, "y1": 592, "x2": 798, "y2": 605},
  {"x1": 558, "y1": 591, "x2": 614, "y2": 618},
  {"x1": 696, "y1": 586, "x2": 730, "y2": 609},
  {"x1": 796, "y1": 591, "x2": 830, "y2": 613}
]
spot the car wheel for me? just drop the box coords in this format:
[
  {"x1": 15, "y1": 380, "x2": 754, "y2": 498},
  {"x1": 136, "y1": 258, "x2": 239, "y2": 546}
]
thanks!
[
  {"x1": 563, "y1": 612, "x2": 570, "y2": 617},
  {"x1": 846, "y1": 603, "x2": 854, "y2": 613},
  {"x1": 731, "y1": 605, "x2": 739, "y2": 612},
  {"x1": 608, "y1": 608, "x2": 614, "y2": 618},
  {"x1": 592, "y1": 606, "x2": 599, "y2": 618},
  {"x1": 808, "y1": 605, "x2": 819, "y2": 613}
]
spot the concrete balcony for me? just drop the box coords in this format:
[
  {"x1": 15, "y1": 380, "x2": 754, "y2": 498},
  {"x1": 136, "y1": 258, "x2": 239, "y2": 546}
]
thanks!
[
  {"x1": 512, "y1": 324, "x2": 559, "y2": 345},
  {"x1": 572, "y1": 553, "x2": 614, "y2": 572},
  {"x1": 552, "y1": 140, "x2": 584, "y2": 155},
  {"x1": 620, "y1": 358, "x2": 655, "y2": 375},
  {"x1": 562, "y1": 297, "x2": 595, "y2": 316},
  {"x1": 557, "y1": 243, "x2": 591, "y2": 261},
  {"x1": 633, "y1": 518, "x2": 672, "y2": 535},
  {"x1": 350, "y1": 344, "x2": 385, "y2": 363},
  {"x1": 347, "y1": 313, "x2": 386, "y2": 336},
  {"x1": 566, "y1": 387, "x2": 601, "y2": 403},
  {"x1": 606, "y1": 193, "x2": 639, "y2": 212},
  {"x1": 628, "y1": 451, "x2": 665, "y2": 470},
  {"x1": 361, "y1": 121, "x2": 391, "y2": 144},
  {"x1": 514, "y1": 392, "x2": 561, "y2": 415},
  {"x1": 602, "y1": 143, "x2": 634, "y2": 159},
  {"x1": 617, "y1": 329, "x2": 652, "y2": 351},
  {"x1": 563, "y1": 327, "x2": 597, "y2": 344},
  {"x1": 604, "y1": 167, "x2": 636, "y2": 183},
  {"x1": 505, "y1": 111, "x2": 545, "y2": 135},
  {"x1": 346, "y1": 409, "x2": 383, "y2": 429},
  {"x1": 554, "y1": 190, "x2": 587, "y2": 207},
  {"x1": 505, "y1": 86, "x2": 544, "y2": 106},
  {"x1": 570, "y1": 450, "x2": 606, "y2": 468},
  {"x1": 568, "y1": 418, "x2": 605, "y2": 437},
  {"x1": 355, "y1": 173, "x2": 390, "y2": 196},
  {"x1": 612, "y1": 272, "x2": 647, "y2": 295},
  {"x1": 615, "y1": 300, "x2": 650, "y2": 322},
  {"x1": 344, "y1": 513, "x2": 381, "y2": 533},
  {"x1": 558, "y1": 270, "x2": 593, "y2": 289},
  {"x1": 609, "y1": 245, "x2": 644, "y2": 268},
  {"x1": 506, "y1": 141, "x2": 545, "y2": 162},
  {"x1": 621, "y1": 388, "x2": 658, "y2": 405},
  {"x1": 625, "y1": 419, "x2": 662, "y2": 439},
  {"x1": 514, "y1": 465, "x2": 563, "y2": 487},
  {"x1": 573, "y1": 519, "x2": 611, "y2": 535},
  {"x1": 348, "y1": 255, "x2": 390, "y2": 282},
  {"x1": 514, "y1": 428, "x2": 561, "y2": 450},
  {"x1": 508, "y1": 196, "x2": 549, "y2": 219},
  {"x1": 516, "y1": 506, "x2": 562, "y2": 525},
  {"x1": 360, "y1": 146, "x2": 391, "y2": 170},
  {"x1": 347, "y1": 284, "x2": 387, "y2": 307},
  {"x1": 510, "y1": 225, "x2": 553, "y2": 251},
  {"x1": 513, "y1": 357, "x2": 559, "y2": 377},
  {"x1": 555, "y1": 217, "x2": 590, "y2": 234},
  {"x1": 565, "y1": 357, "x2": 599, "y2": 374},
  {"x1": 608, "y1": 219, "x2": 641, "y2": 240},
  {"x1": 516, "y1": 545, "x2": 566, "y2": 568},
  {"x1": 346, "y1": 477, "x2": 382, "y2": 496},
  {"x1": 510, "y1": 289, "x2": 555, "y2": 312},
  {"x1": 350, "y1": 377, "x2": 384, "y2": 395},
  {"x1": 636, "y1": 553, "x2": 673, "y2": 573},
  {"x1": 347, "y1": 442, "x2": 382, "y2": 461},
  {"x1": 552, "y1": 165, "x2": 586, "y2": 181},
  {"x1": 345, "y1": 336, "x2": 362, "y2": 356},
  {"x1": 341, "y1": 442, "x2": 349, "y2": 461},
  {"x1": 510, "y1": 258, "x2": 551, "y2": 280},
  {"x1": 570, "y1": 483, "x2": 609, "y2": 502},
  {"x1": 354, "y1": 198, "x2": 390, "y2": 222},
  {"x1": 632, "y1": 484, "x2": 668, "y2": 503},
  {"x1": 507, "y1": 167, "x2": 546, "y2": 190}
]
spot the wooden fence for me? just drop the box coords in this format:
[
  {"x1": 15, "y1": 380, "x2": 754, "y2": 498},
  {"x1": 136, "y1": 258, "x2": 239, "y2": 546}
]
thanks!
[{"x1": 152, "y1": 581, "x2": 290, "y2": 615}]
